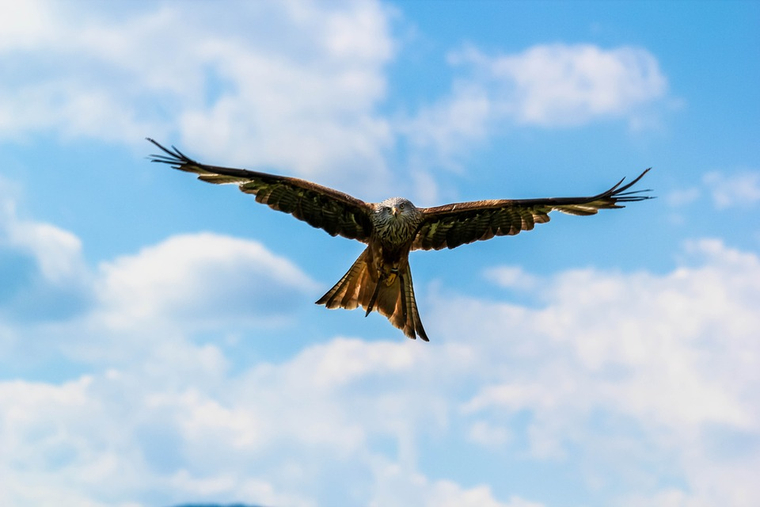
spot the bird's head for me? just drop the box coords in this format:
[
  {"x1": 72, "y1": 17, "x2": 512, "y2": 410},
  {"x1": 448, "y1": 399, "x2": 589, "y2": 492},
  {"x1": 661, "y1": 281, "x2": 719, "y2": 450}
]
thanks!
[
  {"x1": 377, "y1": 197, "x2": 419, "y2": 221},
  {"x1": 372, "y1": 197, "x2": 423, "y2": 243}
]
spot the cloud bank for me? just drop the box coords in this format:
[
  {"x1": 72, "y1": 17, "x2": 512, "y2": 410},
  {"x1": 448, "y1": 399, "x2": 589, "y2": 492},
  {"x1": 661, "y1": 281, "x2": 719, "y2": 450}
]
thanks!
[{"x1": 1, "y1": 183, "x2": 757, "y2": 506}]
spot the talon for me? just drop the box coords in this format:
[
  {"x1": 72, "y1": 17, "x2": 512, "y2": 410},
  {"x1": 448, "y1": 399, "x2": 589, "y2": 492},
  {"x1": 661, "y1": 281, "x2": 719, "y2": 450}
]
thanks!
[{"x1": 385, "y1": 273, "x2": 396, "y2": 286}]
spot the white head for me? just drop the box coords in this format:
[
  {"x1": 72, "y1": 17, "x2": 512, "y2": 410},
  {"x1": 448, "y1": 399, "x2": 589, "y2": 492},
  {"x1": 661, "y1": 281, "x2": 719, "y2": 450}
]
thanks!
[
  {"x1": 378, "y1": 197, "x2": 417, "y2": 218},
  {"x1": 373, "y1": 197, "x2": 422, "y2": 244}
]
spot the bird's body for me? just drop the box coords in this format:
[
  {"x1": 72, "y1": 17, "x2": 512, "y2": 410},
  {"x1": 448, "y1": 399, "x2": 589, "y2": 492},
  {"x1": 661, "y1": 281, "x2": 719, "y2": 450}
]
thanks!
[
  {"x1": 319, "y1": 197, "x2": 427, "y2": 339},
  {"x1": 148, "y1": 138, "x2": 652, "y2": 341}
]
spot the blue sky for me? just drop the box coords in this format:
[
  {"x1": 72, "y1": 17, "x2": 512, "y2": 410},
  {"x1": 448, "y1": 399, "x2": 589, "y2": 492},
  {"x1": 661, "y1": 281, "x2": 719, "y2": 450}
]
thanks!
[{"x1": 1, "y1": 1, "x2": 759, "y2": 506}]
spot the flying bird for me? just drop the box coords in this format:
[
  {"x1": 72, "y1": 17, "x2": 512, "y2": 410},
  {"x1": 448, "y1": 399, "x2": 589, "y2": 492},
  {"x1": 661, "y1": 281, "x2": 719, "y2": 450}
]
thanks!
[{"x1": 147, "y1": 138, "x2": 652, "y2": 341}]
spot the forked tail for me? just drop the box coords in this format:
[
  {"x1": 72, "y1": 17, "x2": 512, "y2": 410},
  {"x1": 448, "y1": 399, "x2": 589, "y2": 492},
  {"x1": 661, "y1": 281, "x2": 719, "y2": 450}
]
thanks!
[{"x1": 316, "y1": 248, "x2": 429, "y2": 341}]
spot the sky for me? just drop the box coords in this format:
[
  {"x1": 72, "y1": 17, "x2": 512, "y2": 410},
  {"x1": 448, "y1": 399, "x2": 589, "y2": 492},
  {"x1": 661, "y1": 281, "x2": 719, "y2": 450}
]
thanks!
[{"x1": 0, "y1": 0, "x2": 759, "y2": 506}]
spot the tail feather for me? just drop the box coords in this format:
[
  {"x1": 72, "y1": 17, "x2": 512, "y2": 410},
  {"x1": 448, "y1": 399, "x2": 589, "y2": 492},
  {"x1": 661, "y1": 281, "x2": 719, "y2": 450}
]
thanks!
[
  {"x1": 396, "y1": 271, "x2": 427, "y2": 341},
  {"x1": 316, "y1": 250, "x2": 371, "y2": 311},
  {"x1": 316, "y1": 248, "x2": 429, "y2": 341}
]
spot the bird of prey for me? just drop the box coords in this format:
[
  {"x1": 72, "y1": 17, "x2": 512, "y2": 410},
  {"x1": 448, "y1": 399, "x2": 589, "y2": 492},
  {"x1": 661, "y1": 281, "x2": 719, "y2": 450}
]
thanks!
[{"x1": 148, "y1": 138, "x2": 652, "y2": 341}]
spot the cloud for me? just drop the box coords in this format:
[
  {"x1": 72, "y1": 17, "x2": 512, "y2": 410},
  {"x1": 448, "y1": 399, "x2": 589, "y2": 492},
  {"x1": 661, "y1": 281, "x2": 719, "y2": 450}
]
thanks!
[
  {"x1": 459, "y1": 239, "x2": 759, "y2": 430},
  {"x1": 398, "y1": 83, "x2": 492, "y2": 170},
  {"x1": 0, "y1": 187, "x2": 518, "y2": 506},
  {"x1": 665, "y1": 186, "x2": 701, "y2": 208},
  {"x1": 371, "y1": 465, "x2": 543, "y2": 507},
  {"x1": 400, "y1": 43, "x2": 669, "y2": 170},
  {"x1": 483, "y1": 265, "x2": 539, "y2": 291},
  {"x1": 467, "y1": 420, "x2": 512, "y2": 448},
  {"x1": 663, "y1": 169, "x2": 760, "y2": 228},
  {"x1": 443, "y1": 238, "x2": 760, "y2": 504},
  {"x1": 2, "y1": 199, "x2": 759, "y2": 507},
  {"x1": 0, "y1": 184, "x2": 320, "y2": 372},
  {"x1": 0, "y1": 338, "x2": 500, "y2": 507},
  {"x1": 56, "y1": 230, "x2": 320, "y2": 370},
  {"x1": 175, "y1": 1, "x2": 396, "y2": 187},
  {"x1": 1, "y1": 3, "x2": 747, "y2": 505},
  {"x1": 456, "y1": 43, "x2": 668, "y2": 127},
  {"x1": 0, "y1": 0, "x2": 396, "y2": 195},
  {"x1": 96, "y1": 232, "x2": 318, "y2": 330},
  {"x1": 703, "y1": 169, "x2": 760, "y2": 209},
  {"x1": 1, "y1": 1, "x2": 675, "y2": 196},
  {"x1": 0, "y1": 183, "x2": 91, "y2": 322},
  {"x1": 0, "y1": 370, "x2": 315, "y2": 507}
]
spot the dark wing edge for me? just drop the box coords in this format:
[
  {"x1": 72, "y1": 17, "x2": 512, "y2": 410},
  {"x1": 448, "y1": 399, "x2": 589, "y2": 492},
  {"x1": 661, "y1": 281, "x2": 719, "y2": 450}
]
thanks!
[
  {"x1": 147, "y1": 138, "x2": 374, "y2": 242},
  {"x1": 525, "y1": 167, "x2": 653, "y2": 215},
  {"x1": 412, "y1": 168, "x2": 653, "y2": 251}
]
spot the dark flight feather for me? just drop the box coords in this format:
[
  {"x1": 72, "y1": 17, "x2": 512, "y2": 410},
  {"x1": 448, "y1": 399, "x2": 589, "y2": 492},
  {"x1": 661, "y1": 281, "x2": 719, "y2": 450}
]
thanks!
[
  {"x1": 411, "y1": 169, "x2": 652, "y2": 251},
  {"x1": 147, "y1": 138, "x2": 374, "y2": 242}
]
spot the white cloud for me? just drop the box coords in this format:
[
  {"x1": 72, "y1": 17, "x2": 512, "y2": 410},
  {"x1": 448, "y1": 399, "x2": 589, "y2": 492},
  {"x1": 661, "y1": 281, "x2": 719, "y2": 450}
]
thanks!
[
  {"x1": 0, "y1": 0, "x2": 396, "y2": 195},
  {"x1": 0, "y1": 184, "x2": 91, "y2": 322},
  {"x1": 371, "y1": 464, "x2": 543, "y2": 507},
  {"x1": 0, "y1": 185, "x2": 320, "y2": 370},
  {"x1": 467, "y1": 420, "x2": 512, "y2": 447},
  {"x1": 665, "y1": 186, "x2": 701, "y2": 208},
  {"x1": 2, "y1": 234, "x2": 759, "y2": 505},
  {"x1": 0, "y1": 0, "x2": 65, "y2": 51},
  {"x1": 441, "y1": 238, "x2": 760, "y2": 505},
  {"x1": 401, "y1": 43, "x2": 669, "y2": 170},
  {"x1": 1, "y1": 1, "x2": 675, "y2": 197},
  {"x1": 461, "y1": 239, "x2": 759, "y2": 431},
  {"x1": 176, "y1": 0, "x2": 396, "y2": 189},
  {"x1": 484, "y1": 265, "x2": 539, "y2": 291},
  {"x1": 458, "y1": 43, "x2": 668, "y2": 127},
  {"x1": 96, "y1": 232, "x2": 318, "y2": 329},
  {"x1": 0, "y1": 371, "x2": 314, "y2": 507},
  {"x1": 0, "y1": 375, "x2": 139, "y2": 507},
  {"x1": 399, "y1": 83, "x2": 492, "y2": 171},
  {"x1": 2, "y1": 206, "x2": 83, "y2": 284},
  {"x1": 2, "y1": 5, "x2": 750, "y2": 503},
  {"x1": 703, "y1": 169, "x2": 760, "y2": 209},
  {"x1": 663, "y1": 170, "x2": 760, "y2": 227},
  {"x1": 0, "y1": 338, "x2": 500, "y2": 507},
  {"x1": 3, "y1": 173, "x2": 759, "y2": 505}
]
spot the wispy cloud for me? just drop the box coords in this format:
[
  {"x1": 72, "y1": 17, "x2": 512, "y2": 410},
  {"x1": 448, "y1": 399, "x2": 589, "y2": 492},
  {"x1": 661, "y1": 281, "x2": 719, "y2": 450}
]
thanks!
[
  {"x1": 0, "y1": 184, "x2": 91, "y2": 323},
  {"x1": 483, "y1": 265, "x2": 539, "y2": 291},
  {"x1": 475, "y1": 43, "x2": 668, "y2": 127},
  {"x1": 665, "y1": 186, "x2": 701, "y2": 208},
  {"x1": 402, "y1": 43, "x2": 670, "y2": 169},
  {"x1": 665, "y1": 169, "x2": 760, "y2": 227},
  {"x1": 703, "y1": 169, "x2": 760, "y2": 209}
]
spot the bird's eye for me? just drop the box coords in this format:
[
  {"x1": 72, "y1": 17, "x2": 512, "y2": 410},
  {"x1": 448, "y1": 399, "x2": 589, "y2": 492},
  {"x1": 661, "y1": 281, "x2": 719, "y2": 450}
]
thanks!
[{"x1": 399, "y1": 203, "x2": 405, "y2": 210}]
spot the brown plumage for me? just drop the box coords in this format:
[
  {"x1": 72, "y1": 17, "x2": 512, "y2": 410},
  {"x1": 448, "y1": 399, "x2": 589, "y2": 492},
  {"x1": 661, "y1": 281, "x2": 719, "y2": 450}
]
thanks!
[{"x1": 148, "y1": 138, "x2": 653, "y2": 341}]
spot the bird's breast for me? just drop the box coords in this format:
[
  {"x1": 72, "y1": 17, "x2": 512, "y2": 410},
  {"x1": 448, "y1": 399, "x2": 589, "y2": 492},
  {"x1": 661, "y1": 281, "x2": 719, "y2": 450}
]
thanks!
[{"x1": 375, "y1": 218, "x2": 415, "y2": 246}]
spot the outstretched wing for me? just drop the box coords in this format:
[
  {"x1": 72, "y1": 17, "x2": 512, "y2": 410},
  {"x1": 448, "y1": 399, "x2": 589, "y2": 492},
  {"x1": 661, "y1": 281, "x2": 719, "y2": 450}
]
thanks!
[
  {"x1": 147, "y1": 139, "x2": 374, "y2": 242},
  {"x1": 412, "y1": 169, "x2": 652, "y2": 250}
]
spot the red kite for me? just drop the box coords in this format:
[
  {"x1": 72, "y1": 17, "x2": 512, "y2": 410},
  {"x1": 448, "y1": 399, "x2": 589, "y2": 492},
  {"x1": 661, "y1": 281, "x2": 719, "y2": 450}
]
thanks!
[{"x1": 148, "y1": 138, "x2": 651, "y2": 341}]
